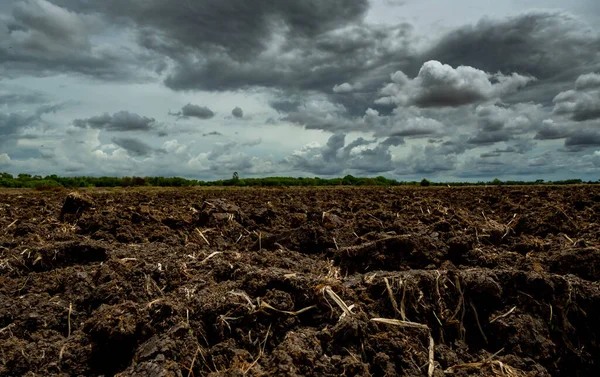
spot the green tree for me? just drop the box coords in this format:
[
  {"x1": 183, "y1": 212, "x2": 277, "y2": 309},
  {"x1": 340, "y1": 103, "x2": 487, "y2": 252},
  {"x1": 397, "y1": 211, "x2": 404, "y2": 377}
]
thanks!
[
  {"x1": 342, "y1": 175, "x2": 358, "y2": 185},
  {"x1": 420, "y1": 178, "x2": 431, "y2": 187}
]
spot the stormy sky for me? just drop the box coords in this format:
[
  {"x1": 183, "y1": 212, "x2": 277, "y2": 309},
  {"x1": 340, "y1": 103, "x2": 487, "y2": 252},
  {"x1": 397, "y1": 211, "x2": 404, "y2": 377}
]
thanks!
[{"x1": 1, "y1": 0, "x2": 600, "y2": 181}]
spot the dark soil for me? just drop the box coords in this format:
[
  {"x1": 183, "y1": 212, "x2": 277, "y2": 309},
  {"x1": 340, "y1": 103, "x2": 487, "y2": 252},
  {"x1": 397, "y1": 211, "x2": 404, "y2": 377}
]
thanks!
[{"x1": 1, "y1": 186, "x2": 600, "y2": 376}]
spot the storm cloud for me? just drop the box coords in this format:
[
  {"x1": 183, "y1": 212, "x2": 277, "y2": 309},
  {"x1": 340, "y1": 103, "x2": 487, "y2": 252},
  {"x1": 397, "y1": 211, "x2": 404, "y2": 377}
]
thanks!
[
  {"x1": 0, "y1": 103, "x2": 62, "y2": 143},
  {"x1": 111, "y1": 137, "x2": 160, "y2": 157},
  {"x1": 422, "y1": 12, "x2": 600, "y2": 84},
  {"x1": 0, "y1": 0, "x2": 160, "y2": 80},
  {"x1": 285, "y1": 133, "x2": 404, "y2": 175},
  {"x1": 170, "y1": 104, "x2": 215, "y2": 120},
  {"x1": 74, "y1": 111, "x2": 156, "y2": 132},
  {"x1": 553, "y1": 73, "x2": 600, "y2": 122},
  {"x1": 2, "y1": 1, "x2": 600, "y2": 181},
  {"x1": 231, "y1": 107, "x2": 244, "y2": 119}
]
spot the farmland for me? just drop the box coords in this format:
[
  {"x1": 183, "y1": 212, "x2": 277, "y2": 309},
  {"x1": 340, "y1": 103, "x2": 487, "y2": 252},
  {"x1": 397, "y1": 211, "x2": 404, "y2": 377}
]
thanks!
[{"x1": 1, "y1": 186, "x2": 599, "y2": 376}]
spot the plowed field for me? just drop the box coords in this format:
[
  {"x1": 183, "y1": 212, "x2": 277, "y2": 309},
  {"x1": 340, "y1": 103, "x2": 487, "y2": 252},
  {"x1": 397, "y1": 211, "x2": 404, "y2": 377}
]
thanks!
[{"x1": 1, "y1": 186, "x2": 599, "y2": 376}]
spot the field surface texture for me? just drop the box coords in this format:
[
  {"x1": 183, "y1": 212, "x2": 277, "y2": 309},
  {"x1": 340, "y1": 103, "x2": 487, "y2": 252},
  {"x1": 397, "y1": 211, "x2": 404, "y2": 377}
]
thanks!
[{"x1": 1, "y1": 187, "x2": 599, "y2": 377}]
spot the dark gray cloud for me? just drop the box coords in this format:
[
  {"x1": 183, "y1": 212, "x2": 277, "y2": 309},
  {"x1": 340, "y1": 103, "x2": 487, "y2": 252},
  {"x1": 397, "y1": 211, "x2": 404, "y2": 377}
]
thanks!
[
  {"x1": 533, "y1": 117, "x2": 600, "y2": 152},
  {"x1": 50, "y1": 0, "x2": 406, "y2": 99},
  {"x1": 421, "y1": 12, "x2": 600, "y2": 105},
  {"x1": 232, "y1": 107, "x2": 244, "y2": 119},
  {"x1": 534, "y1": 120, "x2": 571, "y2": 140},
  {"x1": 480, "y1": 151, "x2": 501, "y2": 158},
  {"x1": 111, "y1": 137, "x2": 158, "y2": 156},
  {"x1": 382, "y1": 113, "x2": 445, "y2": 137},
  {"x1": 575, "y1": 73, "x2": 600, "y2": 90},
  {"x1": 203, "y1": 131, "x2": 223, "y2": 137},
  {"x1": 0, "y1": 112, "x2": 37, "y2": 138},
  {"x1": 59, "y1": 0, "x2": 370, "y2": 60},
  {"x1": 479, "y1": 140, "x2": 535, "y2": 158},
  {"x1": 282, "y1": 100, "x2": 358, "y2": 132},
  {"x1": 279, "y1": 100, "x2": 437, "y2": 135},
  {"x1": 563, "y1": 128, "x2": 600, "y2": 152},
  {"x1": 74, "y1": 111, "x2": 156, "y2": 132},
  {"x1": 0, "y1": 86, "x2": 48, "y2": 105},
  {"x1": 285, "y1": 133, "x2": 403, "y2": 175},
  {"x1": 422, "y1": 12, "x2": 600, "y2": 82},
  {"x1": 170, "y1": 103, "x2": 215, "y2": 120},
  {"x1": 376, "y1": 60, "x2": 534, "y2": 108},
  {"x1": 553, "y1": 73, "x2": 600, "y2": 121},
  {"x1": 159, "y1": 22, "x2": 414, "y2": 101},
  {"x1": 0, "y1": 103, "x2": 62, "y2": 143},
  {"x1": 270, "y1": 99, "x2": 303, "y2": 114},
  {"x1": 0, "y1": 0, "x2": 161, "y2": 80},
  {"x1": 397, "y1": 143, "x2": 462, "y2": 176},
  {"x1": 466, "y1": 103, "x2": 545, "y2": 146}
]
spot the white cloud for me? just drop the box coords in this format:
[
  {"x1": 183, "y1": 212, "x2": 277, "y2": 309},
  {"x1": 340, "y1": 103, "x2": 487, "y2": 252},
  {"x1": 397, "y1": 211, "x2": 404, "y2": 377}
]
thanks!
[
  {"x1": 333, "y1": 83, "x2": 355, "y2": 93},
  {"x1": 0, "y1": 153, "x2": 11, "y2": 164},
  {"x1": 376, "y1": 60, "x2": 535, "y2": 108}
]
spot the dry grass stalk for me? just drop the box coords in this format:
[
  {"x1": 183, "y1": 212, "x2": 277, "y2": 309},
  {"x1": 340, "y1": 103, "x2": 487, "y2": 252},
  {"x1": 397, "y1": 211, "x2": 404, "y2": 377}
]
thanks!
[
  {"x1": 445, "y1": 360, "x2": 522, "y2": 376},
  {"x1": 58, "y1": 344, "x2": 67, "y2": 362},
  {"x1": 502, "y1": 214, "x2": 517, "y2": 238},
  {"x1": 187, "y1": 347, "x2": 199, "y2": 377},
  {"x1": 469, "y1": 302, "x2": 488, "y2": 344},
  {"x1": 4, "y1": 219, "x2": 18, "y2": 231},
  {"x1": 259, "y1": 301, "x2": 317, "y2": 316},
  {"x1": 195, "y1": 228, "x2": 211, "y2": 246},
  {"x1": 370, "y1": 317, "x2": 429, "y2": 330},
  {"x1": 200, "y1": 251, "x2": 222, "y2": 264},
  {"x1": 229, "y1": 291, "x2": 257, "y2": 312},
  {"x1": 244, "y1": 324, "x2": 271, "y2": 374},
  {"x1": 370, "y1": 316, "x2": 434, "y2": 375},
  {"x1": 365, "y1": 272, "x2": 377, "y2": 284},
  {"x1": 147, "y1": 298, "x2": 163, "y2": 308},
  {"x1": 67, "y1": 303, "x2": 73, "y2": 338},
  {"x1": 0, "y1": 323, "x2": 15, "y2": 334},
  {"x1": 324, "y1": 260, "x2": 341, "y2": 281},
  {"x1": 384, "y1": 277, "x2": 402, "y2": 319},
  {"x1": 490, "y1": 306, "x2": 517, "y2": 323},
  {"x1": 563, "y1": 233, "x2": 574, "y2": 243},
  {"x1": 0, "y1": 259, "x2": 13, "y2": 272},
  {"x1": 428, "y1": 333, "x2": 435, "y2": 377},
  {"x1": 196, "y1": 346, "x2": 215, "y2": 374},
  {"x1": 400, "y1": 279, "x2": 407, "y2": 321},
  {"x1": 368, "y1": 213, "x2": 383, "y2": 227},
  {"x1": 322, "y1": 286, "x2": 353, "y2": 317}
]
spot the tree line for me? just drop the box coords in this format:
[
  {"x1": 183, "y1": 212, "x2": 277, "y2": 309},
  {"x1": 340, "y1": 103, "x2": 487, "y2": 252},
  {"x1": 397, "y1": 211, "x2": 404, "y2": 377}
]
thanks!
[{"x1": 0, "y1": 172, "x2": 593, "y2": 189}]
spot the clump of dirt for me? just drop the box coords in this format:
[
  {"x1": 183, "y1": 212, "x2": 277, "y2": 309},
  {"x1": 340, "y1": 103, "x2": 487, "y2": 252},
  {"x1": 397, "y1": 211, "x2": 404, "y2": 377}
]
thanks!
[
  {"x1": 1, "y1": 186, "x2": 600, "y2": 376},
  {"x1": 60, "y1": 191, "x2": 94, "y2": 221}
]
